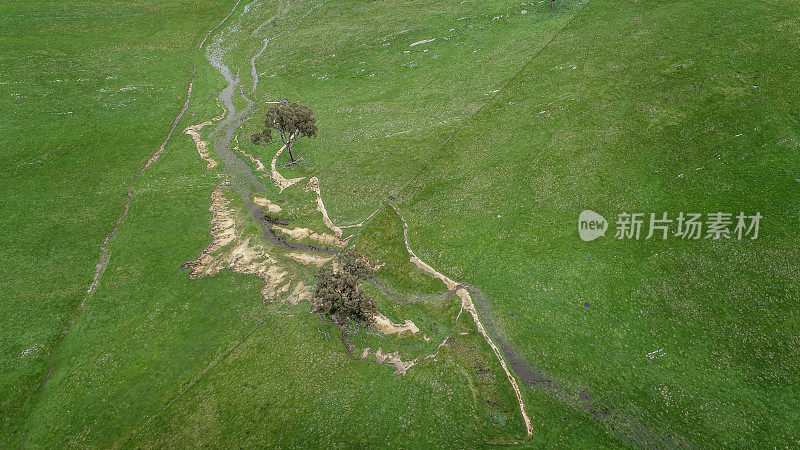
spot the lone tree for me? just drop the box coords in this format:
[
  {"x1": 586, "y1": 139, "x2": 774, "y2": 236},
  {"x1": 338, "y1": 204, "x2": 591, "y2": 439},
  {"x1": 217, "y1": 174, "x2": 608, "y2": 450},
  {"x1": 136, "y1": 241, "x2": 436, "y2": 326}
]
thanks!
[
  {"x1": 251, "y1": 100, "x2": 317, "y2": 163},
  {"x1": 313, "y1": 252, "x2": 376, "y2": 326}
]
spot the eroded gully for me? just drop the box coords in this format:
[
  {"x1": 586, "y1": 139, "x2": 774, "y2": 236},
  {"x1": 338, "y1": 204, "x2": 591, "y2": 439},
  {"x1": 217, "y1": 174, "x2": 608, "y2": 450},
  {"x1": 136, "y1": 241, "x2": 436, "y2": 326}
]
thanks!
[{"x1": 202, "y1": 0, "x2": 535, "y2": 438}]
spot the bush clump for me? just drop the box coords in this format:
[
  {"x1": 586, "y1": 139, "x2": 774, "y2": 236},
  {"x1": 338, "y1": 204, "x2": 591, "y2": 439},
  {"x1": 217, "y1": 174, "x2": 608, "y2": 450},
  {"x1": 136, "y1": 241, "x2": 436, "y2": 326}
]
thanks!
[{"x1": 313, "y1": 252, "x2": 376, "y2": 326}]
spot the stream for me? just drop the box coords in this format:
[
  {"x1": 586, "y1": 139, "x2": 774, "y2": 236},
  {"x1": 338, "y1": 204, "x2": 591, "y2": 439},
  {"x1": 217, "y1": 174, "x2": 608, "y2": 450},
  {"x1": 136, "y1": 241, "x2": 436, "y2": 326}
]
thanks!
[{"x1": 205, "y1": 27, "x2": 337, "y2": 256}]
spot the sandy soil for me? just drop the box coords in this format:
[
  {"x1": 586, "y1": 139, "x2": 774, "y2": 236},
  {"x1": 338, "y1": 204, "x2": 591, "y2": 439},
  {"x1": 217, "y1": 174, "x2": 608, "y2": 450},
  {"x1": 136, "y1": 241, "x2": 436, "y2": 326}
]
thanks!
[
  {"x1": 183, "y1": 107, "x2": 226, "y2": 170},
  {"x1": 287, "y1": 251, "x2": 333, "y2": 267},
  {"x1": 273, "y1": 225, "x2": 349, "y2": 247},
  {"x1": 183, "y1": 185, "x2": 321, "y2": 304},
  {"x1": 410, "y1": 38, "x2": 435, "y2": 47},
  {"x1": 253, "y1": 196, "x2": 282, "y2": 213},
  {"x1": 305, "y1": 177, "x2": 343, "y2": 237},
  {"x1": 187, "y1": 10, "x2": 529, "y2": 435},
  {"x1": 270, "y1": 139, "x2": 305, "y2": 192},
  {"x1": 361, "y1": 346, "x2": 416, "y2": 375},
  {"x1": 235, "y1": 134, "x2": 270, "y2": 178},
  {"x1": 239, "y1": 147, "x2": 268, "y2": 174},
  {"x1": 372, "y1": 312, "x2": 420, "y2": 336},
  {"x1": 285, "y1": 280, "x2": 312, "y2": 306}
]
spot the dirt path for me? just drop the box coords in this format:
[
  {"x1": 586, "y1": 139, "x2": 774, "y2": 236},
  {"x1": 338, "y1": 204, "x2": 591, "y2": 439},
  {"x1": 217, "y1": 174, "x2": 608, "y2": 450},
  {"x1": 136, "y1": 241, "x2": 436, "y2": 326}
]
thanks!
[
  {"x1": 388, "y1": 202, "x2": 534, "y2": 437},
  {"x1": 25, "y1": 73, "x2": 197, "y2": 448}
]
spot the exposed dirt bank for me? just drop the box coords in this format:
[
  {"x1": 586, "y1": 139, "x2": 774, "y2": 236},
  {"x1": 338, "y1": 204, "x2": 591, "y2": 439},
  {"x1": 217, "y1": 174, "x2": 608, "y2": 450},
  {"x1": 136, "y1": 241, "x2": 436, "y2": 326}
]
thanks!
[
  {"x1": 305, "y1": 177, "x2": 343, "y2": 237},
  {"x1": 273, "y1": 225, "x2": 349, "y2": 248},
  {"x1": 361, "y1": 346, "x2": 416, "y2": 375},
  {"x1": 287, "y1": 251, "x2": 332, "y2": 267},
  {"x1": 372, "y1": 312, "x2": 420, "y2": 336},
  {"x1": 183, "y1": 185, "x2": 325, "y2": 304},
  {"x1": 252, "y1": 196, "x2": 282, "y2": 213},
  {"x1": 388, "y1": 203, "x2": 534, "y2": 437},
  {"x1": 235, "y1": 135, "x2": 269, "y2": 176},
  {"x1": 183, "y1": 105, "x2": 226, "y2": 170},
  {"x1": 270, "y1": 140, "x2": 305, "y2": 192}
]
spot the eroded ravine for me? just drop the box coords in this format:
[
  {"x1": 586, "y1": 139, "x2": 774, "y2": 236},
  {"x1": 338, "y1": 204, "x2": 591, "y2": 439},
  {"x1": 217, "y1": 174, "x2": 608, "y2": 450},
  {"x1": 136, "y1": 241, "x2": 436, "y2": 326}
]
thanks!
[
  {"x1": 192, "y1": 0, "x2": 535, "y2": 439},
  {"x1": 191, "y1": 3, "x2": 430, "y2": 376}
]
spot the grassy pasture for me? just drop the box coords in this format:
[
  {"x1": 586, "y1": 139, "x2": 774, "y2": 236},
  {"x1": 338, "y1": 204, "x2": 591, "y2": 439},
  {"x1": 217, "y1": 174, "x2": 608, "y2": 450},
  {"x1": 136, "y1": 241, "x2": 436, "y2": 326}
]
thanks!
[
  {"x1": 0, "y1": 1, "x2": 236, "y2": 445},
  {"x1": 2, "y1": 0, "x2": 798, "y2": 447},
  {"x1": 5, "y1": 0, "x2": 600, "y2": 445},
  {"x1": 243, "y1": 0, "x2": 588, "y2": 220}
]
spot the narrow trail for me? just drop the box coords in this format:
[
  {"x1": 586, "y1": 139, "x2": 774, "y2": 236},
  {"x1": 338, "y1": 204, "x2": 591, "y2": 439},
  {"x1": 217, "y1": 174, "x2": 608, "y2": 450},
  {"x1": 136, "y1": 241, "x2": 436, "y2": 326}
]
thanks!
[
  {"x1": 37, "y1": 190, "x2": 132, "y2": 399},
  {"x1": 64, "y1": 75, "x2": 194, "y2": 341},
  {"x1": 21, "y1": 74, "x2": 196, "y2": 448},
  {"x1": 199, "y1": 0, "x2": 243, "y2": 50},
  {"x1": 388, "y1": 202, "x2": 534, "y2": 437}
]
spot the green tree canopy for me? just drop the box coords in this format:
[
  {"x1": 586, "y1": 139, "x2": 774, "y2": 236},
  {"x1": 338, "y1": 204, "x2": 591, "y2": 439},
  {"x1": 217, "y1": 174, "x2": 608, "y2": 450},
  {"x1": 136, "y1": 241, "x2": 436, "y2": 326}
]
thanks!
[
  {"x1": 251, "y1": 100, "x2": 317, "y2": 162},
  {"x1": 313, "y1": 252, "x2": 376, "y2": 326}
]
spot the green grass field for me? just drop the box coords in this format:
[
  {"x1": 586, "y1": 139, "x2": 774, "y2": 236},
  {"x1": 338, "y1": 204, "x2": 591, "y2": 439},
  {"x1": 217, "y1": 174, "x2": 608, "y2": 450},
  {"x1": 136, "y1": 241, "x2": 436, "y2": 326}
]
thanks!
[
  {"x1": 0, "y1": 1, "x2": 238, "y2": 445},
  {"x1": 2, "y1": 0, "x2": 798, "y2": 447}
]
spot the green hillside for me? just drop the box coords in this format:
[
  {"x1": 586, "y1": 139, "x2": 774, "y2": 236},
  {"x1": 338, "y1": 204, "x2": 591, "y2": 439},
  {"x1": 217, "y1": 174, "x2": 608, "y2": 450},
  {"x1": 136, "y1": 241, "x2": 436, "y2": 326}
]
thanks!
[{"x1": 2, "y1": 0, "x2": 798, "y2": 447}]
